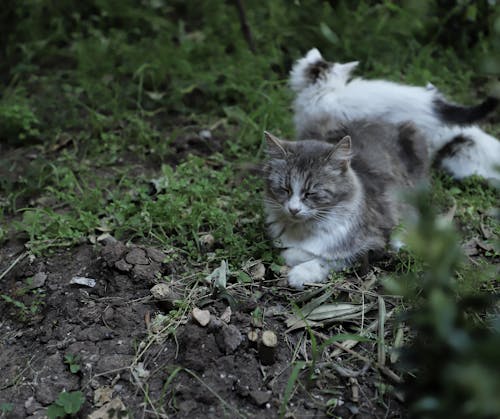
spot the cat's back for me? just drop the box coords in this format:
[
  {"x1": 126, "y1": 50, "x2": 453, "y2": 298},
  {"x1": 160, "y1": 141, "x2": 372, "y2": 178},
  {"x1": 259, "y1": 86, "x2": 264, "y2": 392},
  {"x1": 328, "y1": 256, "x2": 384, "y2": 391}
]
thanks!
[{"x1": 333, "y1": 120, "x2": 429, "y2": 187}]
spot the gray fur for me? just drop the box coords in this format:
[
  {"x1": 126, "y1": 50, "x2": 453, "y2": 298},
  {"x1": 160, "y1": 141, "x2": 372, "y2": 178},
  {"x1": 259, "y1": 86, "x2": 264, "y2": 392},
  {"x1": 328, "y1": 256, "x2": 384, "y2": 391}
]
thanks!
[{"x1": 263, "y1": 120, "x2": 429, "y2": 271}]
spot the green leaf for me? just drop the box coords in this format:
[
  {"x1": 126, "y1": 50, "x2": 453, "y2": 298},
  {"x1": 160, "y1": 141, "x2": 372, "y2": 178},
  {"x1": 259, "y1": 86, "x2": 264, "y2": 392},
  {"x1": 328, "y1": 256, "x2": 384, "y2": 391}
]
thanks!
[
  {"x1": 0, "y1": 402, "x2": 13, "y2": 413},
  {"x1": 237, "y1": 271, "x2": 252, "y2": 283},
  {"x1": 56, "y1": 391, "x2": 85, "y2": 414},
  {"x1": 320, "y1": 22, "x2": 339, "y2": 45},
  {"x1": 279, "y1": 361, "x2": 306, "y2": 418},
  {"x1": 70, "y1": 363, "x2": 81, "y2": 373},
  {"x1": 46, "y1": 404, "x2": 66, "y2": 419},
  {"x1": 269, "y1": 262, "x2": 282, "y2": 273}
]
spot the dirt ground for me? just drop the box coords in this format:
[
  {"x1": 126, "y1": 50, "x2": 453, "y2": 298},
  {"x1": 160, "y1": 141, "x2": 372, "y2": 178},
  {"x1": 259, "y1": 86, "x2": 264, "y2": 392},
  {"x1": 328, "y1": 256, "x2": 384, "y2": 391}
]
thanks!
[{"x1": 0, "y1": 236, "x2": 404, "y2": 418}]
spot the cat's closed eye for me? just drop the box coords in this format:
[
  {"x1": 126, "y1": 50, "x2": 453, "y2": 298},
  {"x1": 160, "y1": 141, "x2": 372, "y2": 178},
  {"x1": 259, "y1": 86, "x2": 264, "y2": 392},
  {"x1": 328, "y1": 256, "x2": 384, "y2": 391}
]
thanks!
[{"x1": 274, "y1": 185, "x2": 291, "y2": 197}]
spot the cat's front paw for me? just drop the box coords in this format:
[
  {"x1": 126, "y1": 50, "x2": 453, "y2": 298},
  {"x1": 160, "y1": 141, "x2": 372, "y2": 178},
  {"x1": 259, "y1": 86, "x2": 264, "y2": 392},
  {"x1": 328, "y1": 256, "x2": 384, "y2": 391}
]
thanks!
[{"x1": 287, "y1": 260, "x2": 329, "y2": 289}]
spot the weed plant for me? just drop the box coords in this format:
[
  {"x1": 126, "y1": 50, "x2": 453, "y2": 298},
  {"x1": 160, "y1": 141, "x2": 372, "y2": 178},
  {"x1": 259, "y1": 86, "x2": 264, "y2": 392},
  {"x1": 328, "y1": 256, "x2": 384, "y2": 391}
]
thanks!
[{"x1": 386, "y1": 189, "x2": 500, "y2": 418}]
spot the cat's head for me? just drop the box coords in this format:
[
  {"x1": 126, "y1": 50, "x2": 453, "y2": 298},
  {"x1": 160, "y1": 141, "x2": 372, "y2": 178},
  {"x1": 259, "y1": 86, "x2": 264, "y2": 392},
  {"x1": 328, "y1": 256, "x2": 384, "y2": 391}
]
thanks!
[
  {"x1": 289, "y1": 48, "x2": 359, "y2": 93},
  {"x1": 263, "y1": 131, "x2": 358, "y2": 223}
]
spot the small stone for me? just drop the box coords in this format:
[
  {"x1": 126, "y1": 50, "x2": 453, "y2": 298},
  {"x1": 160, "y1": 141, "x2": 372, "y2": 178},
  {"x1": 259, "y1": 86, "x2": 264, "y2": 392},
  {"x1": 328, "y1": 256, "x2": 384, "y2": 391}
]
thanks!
[
  {"x1": 125, "y1": 248, "x2": 149, "y2": 265},
  {"x1": 115, "y1": 259, "x2": 132, "y2": 272},
  {"x1": 214, "y1": 324, "x2": 243, "y2": 354},
  {"x1": 199, "y1": 129, "x2": 212, "y2": 140},
  {"x1": 97, "y1": 233, "x2": 117, "y2": 245},
  {"x1": 146, "y1": 247, "x2": 167, "y2": 263},
  {"x1": 25, "y1": 396, "x2": 43, "y2": 415},
  {"x1": 150, "y1": 283, "x2": 180, "y2": 311},
  {"x1": 249, "y1": 390, "x2": 272, "y2": 406},
  {"x1": 250, "y1": 262, "x2": 266, "y2": 280},
  {"x1": 29, "y1": 272, "x2": 47, "y2": 289},
  {"x1": 69, "y1": 276, "x2": 96, "y2": 287},
  {"x1": 199, "y1": 234, "x2": 215, "y2": 251},
  {"x1": 192, "y1": 307, "x2": 211, "y2": 327},
  {"x1": 150, "y1": 283, "x2": 172, "y2": 300}
]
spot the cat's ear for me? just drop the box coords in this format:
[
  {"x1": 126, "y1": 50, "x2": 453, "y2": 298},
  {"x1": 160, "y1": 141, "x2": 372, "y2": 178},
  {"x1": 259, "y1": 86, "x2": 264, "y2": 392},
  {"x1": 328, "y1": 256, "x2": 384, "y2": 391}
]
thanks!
[
  {"x1": 327, "y1": 135, "x2": 352, "y2": 170},
  {"x1": 333, "y1": 61, "x2": 359, "y2": 80},
  {"x1": 305, "y1": 48, "x2": 323, "y2": 63},
  {"x1": 264, "y1": 131, "x2": 288, "y2": 158}
]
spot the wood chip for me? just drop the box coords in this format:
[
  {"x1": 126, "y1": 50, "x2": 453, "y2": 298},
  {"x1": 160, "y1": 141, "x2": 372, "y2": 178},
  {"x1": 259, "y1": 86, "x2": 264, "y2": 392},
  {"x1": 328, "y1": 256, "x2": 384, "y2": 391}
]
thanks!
[
  {"x1": 192, "y1": 307, "x2": 211, "y2": 327},
  {"x1": 220, "y1": 306, "x2": 232, "y2": 323},
  {"x1": 390, "y1": 325, "x2": 404, "y2": 364},
  {"x1": 247, "y1": 330, "x2": 259, "y2": 348},
  {"x1": 88, "y1": 397, "x2": 129, "y2": 419},
  {"x1": 93, "y1": 386, "x2": 113, "y2": 407},
  {"x1": 350, "y1": 377, "x2": 359, "y2": 403},
  {"x1": 258, "y1": 330, "x2": 278, "y2": 365}
]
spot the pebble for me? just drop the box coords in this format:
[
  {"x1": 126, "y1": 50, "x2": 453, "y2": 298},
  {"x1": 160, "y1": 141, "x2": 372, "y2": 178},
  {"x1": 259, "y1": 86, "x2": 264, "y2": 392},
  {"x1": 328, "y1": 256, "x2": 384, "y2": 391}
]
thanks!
[
  {"x1": 69, "y1": 276, "x2": 96, "y2": 287},
  {"x1": 249, "y1": 390, "x2": 272, "y2": 406},
  {"x1": 199, "y1": 129, "x2": 212, "y2": 140},
  {"x1": 192, "y1": 307, "x2": 211, "y2": 327},
  {"x1": 29, "y1": 272, "x2": 47, "y2": 289}
]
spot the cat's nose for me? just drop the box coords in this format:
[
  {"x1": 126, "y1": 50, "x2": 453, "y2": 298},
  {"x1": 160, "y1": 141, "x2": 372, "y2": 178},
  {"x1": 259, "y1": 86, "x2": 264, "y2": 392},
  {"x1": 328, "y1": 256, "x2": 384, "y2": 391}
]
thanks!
[{"x1": 288, "y1": 206, "x2": 301, "y2": 216}]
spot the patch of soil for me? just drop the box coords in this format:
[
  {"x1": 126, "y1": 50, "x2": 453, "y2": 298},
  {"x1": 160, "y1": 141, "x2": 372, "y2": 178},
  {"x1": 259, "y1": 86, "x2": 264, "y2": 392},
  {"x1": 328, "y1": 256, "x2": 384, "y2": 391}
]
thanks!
[{"x1": 0, "y1": 241, "x2": 403, "y2": 418}]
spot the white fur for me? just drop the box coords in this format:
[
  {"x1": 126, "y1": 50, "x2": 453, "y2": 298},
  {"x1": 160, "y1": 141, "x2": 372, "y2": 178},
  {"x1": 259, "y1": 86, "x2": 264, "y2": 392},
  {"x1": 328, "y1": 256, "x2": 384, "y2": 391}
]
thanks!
[
  {"x1": 288, "y1": 259, "x2": 332, "y2": 289},
  {"x1": 439, "y1": 126, "x2": 500, "y2": 182},
  {"x1": 291, "y1": 48, "x2": 500, "y2": 182}
]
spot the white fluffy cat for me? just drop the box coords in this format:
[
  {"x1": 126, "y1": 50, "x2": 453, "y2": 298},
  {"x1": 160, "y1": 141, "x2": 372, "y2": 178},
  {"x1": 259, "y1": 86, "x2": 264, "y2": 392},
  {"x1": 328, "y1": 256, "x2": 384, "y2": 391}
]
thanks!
[{"x1": 290, "y1": 48, "x2": 499, "y2": 182}]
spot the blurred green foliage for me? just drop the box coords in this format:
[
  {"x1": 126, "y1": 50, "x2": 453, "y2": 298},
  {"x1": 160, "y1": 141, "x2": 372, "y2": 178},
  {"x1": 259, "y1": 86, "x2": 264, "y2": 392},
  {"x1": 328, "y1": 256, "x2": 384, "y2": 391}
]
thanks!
[{"x1": 386, "y1": 188, "x2": 499, "y2": 418}]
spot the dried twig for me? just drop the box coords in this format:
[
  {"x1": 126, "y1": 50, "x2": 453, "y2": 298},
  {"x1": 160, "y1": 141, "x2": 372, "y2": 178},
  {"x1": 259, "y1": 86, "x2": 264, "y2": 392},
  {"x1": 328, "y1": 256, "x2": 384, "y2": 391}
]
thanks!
[
  {"x1": 331, "y1": 308, "x2": 395, "y2": 357},
  {"x1": 378, "y1": 296, "x2": 387, "y2": 366},
  {"x1": 233, "y1": 0, "x2": 256, "y2": 53},
  {"x1": 331, "y1": 341, "x2": 402, "y2": 384},
  {"x1": 0, "y1": 251, "x2": 28, "y2": 281}
]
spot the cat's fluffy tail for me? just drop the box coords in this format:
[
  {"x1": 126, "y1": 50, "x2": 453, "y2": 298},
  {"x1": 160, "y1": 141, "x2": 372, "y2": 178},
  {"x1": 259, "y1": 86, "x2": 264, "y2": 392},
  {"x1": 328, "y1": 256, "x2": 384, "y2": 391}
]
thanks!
[{"x1": 433, "y1": 95, "x2": 498, "y2": 125}]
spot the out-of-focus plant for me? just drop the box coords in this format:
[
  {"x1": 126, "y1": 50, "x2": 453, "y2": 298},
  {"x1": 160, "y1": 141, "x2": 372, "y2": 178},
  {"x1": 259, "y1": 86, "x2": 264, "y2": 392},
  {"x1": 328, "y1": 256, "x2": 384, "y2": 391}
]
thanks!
[
  {"x1": 386, "y1": 188, "x2": 500, "y2": 418},
  {"x1": 0, "y1": 88, "x2": 40, "y2": 142}
]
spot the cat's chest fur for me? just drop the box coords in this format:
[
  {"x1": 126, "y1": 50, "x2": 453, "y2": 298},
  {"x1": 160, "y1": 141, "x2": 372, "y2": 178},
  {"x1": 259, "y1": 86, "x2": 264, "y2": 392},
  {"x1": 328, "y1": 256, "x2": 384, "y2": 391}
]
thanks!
[{"x1": 266, "y1": 205, "x2": 358, "y2": 263}]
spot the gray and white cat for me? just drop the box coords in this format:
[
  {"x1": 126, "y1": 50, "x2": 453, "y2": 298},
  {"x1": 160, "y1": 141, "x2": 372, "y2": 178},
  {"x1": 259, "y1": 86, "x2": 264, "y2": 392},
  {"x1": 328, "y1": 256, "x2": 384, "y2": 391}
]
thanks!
[
  {"x1": 263, "y1": 121, "x2": 428, "y2": 289},
  {"x1": 290, "y1": 48, "x2": 499, "y2": 182}
]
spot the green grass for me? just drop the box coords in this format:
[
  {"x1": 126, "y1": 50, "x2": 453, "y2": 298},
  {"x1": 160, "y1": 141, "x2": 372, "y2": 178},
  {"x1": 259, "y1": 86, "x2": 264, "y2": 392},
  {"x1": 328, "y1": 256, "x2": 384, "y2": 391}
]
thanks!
[
  {"x1": 0, "y1": 0, "x2": 496, "y2": 296},
  {"x1": 0, "y1": 0, "x2": 497, "y2": 303}
]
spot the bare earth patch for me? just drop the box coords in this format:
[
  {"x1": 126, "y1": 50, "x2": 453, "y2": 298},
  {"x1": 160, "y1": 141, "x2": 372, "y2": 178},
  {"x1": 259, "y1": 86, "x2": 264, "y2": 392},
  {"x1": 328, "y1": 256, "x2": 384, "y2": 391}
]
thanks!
[{"x1": 0, "y1": 240, "x2": 404, "y2": 418}]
